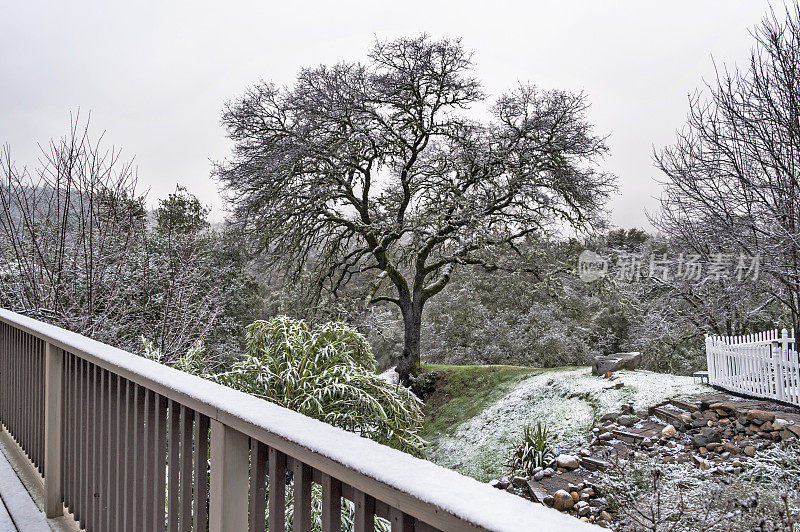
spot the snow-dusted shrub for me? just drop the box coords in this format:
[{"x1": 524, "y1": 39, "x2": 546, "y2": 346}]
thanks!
[
  {"x1": 598, "y1": 456, "x2": 799, "y2": 531},
  {"x1": 213, "y1": 316, "x2": 425, "y2": 456}
]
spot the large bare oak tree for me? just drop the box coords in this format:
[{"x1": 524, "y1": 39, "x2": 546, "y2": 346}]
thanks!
[{"x1": 216, "y1": 36, "x2": 613, "y2": 383}]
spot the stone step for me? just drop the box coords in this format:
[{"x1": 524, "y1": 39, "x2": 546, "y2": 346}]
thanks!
[
  {"x1": 525, "y1": 479, "x2": 549, "y2": 503},
  {"x1": 581, "y1": 456, "x2": 612, "y2": 471},
  {"x1": 652, "y1": 407, "x2": 684, "y2": 426},
  {"x1": 670, "y1": 398, "x2": 700, "y2": 412},
  {"x1": 611, "y1": 429, "x2": 644, "y2": 443}
]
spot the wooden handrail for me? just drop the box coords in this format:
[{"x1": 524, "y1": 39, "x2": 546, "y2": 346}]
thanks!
[{"x1": 0, "y1": 308, "x2": 587, "y2": 531}]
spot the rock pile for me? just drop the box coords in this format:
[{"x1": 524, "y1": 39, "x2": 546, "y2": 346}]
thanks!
[{"x1": 490, "y1": 393, "x2": 800, "y2": 528}]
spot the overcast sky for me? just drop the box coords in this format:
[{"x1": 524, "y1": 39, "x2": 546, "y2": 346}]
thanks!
[{"x1": 1, "y1": 1, "x2": 778, "y2": 228}]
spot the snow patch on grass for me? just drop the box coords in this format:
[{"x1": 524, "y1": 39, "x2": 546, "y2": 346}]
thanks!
[{"x1": 427, "y1": 368, "x2": 711, "y2": 481}]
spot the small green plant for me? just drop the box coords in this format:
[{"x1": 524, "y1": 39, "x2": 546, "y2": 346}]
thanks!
[
  {"x1": 506, "y1": 421, "x2": 555, "y2": 476},
  {"x1": 409, "y1": 371, "x2": 441, "y2": 399}
]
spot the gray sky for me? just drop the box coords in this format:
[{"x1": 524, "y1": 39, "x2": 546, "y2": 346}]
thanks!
[{"x1": 1, "y1": 0, "x2": 776, "y2": 228}]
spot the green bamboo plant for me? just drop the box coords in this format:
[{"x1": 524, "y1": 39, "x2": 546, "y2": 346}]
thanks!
[{"x1": 213, "y1": 316, "x2": 425, "y2": 457}]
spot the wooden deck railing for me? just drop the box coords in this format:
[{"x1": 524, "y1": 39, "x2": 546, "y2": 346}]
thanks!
[
  {"x1": 0, "y1": 309, "x2": 584, "y2": 531},
  {"x1": 706, "y1": 328, "x2": 800, "y2": 406}
]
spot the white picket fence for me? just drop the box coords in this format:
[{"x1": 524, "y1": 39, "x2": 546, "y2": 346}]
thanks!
[{"x1": 705, "y1": 328, "x2": 800, "y2": 406}]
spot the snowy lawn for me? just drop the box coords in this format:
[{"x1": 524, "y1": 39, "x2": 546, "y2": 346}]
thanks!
[{"x1": 426, "y1": 367, "x2": 712, "y2": 481}]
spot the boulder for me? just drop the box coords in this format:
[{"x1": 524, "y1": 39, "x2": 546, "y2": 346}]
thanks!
[
  {"x1": 556, "y1": 454, "x2": 580, "y2": 470},
  {"x1": 746, "y1": 410, "x2": 776, "y2": 423},
  {"x1": 592, "y1": 352, "x2": 642, "y2": 375},
  {"x1": 552, "y1": 489, "x2": 575, "y2": 511},
  {"x1": 618, "y1": 415, "x2": 637, "y2": 427},
  {"x1": 661, "y1": 424, "x2": 677, "y2": 439}
]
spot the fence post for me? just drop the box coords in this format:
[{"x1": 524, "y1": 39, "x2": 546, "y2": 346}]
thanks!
[
  {"x1": 776, "y1": 328, "x2": 789, "y2": 402},
  {"x1": 43, "y1": 342, "x2": 63, "y2": 518},
  {"x1": 209, "y1": 420, "x2": 249, "y2": 532},
  {"x1": 705, "y1": 335, "x2": 714, "y2": 385}
]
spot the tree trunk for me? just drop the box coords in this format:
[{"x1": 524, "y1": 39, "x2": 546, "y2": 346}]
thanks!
[{"x1": 396, "y1": 301, "x2": 422, "y2": 386}]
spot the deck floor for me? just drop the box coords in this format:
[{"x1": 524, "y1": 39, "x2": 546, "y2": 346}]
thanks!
[{"x1": 0, "y1": 434, "x2": 76, "y2": 532}]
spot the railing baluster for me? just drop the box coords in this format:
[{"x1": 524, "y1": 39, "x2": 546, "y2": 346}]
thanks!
[
  {"x1": 353, "y1": 489, "x2": 375, "y2": 532},
  {"x1": 105, "y1": 370, "x2": 117, "y2": 531},
  {"x1": 154, "y1": 394, "x2": 168, "y2": 532},
  {"x1": 389, "y1": 507, "x2": 414, "y2": 532},
  {"x1": 134, "y1": 384, "x2": 147, "y2": 530},
  {"x1": 91, "y1": 364, "x2": 100, "y2": 530},
  {"x1": 169, "y1": 400, "x2": 181, "y2": 532},
  {"x1": 268, "y1": 447, "x2": 286, "y2": 532},
  {"x1": 180, "y1": 405, "x2": 194, "y2": 532},
  {"x1": 249, "y1": 440, "x2": 267, "y2": 532},
  {"x1": 321, "y1": 473, "x2": 342, "y2": 532},
  {"x1": 115, "y1": 375, "x2": 125, "y2": 532},
  {"x1": 79, "y1": 358, "x2": 89, "y2": 529},
  {"x1": 293, "y1": 460, "x2": 312, "y2": 531},
  {"x1": 124, "y1": 378, "x2": 135, "y2": 531},
  {"x1": 194, "y1": 413, "x2": 210, "y2": 531},
  {"x1": 144, "y1": 390, "x2": 156, "y2": 529}
]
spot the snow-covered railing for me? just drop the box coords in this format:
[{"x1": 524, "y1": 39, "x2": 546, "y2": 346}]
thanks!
[
  {"x1": 0, "y1": 309, "x2": 584, "y2": 531},
  {"x1": 705, "y1": 328, "x2": 800, "y2": 405}
]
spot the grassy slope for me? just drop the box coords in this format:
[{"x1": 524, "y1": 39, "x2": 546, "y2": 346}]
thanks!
[{"x1": 419, "y1": 363, "x2": 539, "y2": 441}]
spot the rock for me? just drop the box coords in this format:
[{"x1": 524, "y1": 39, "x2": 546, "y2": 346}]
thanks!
[
  {"x1": 556, "y1": 454, "x2": 580, "y2": 470},
  {"x1": 542, "y1": 467, "x2": 554, "y2": 477},
  {"x1": 761, "y1": 421, "x2": 774, "y2": 432},
  {"x1": 746, "y1": 410, "x2": 776, "y2": 423},
  {"x1": 693, "y1": 428, "x2": 722, "y2": 448},
  {"x1": 744, "y1": 445, "x2": 756, "y2": 457},
  {"x1": 526, "y1": 480, "x2": 549, "y2": 503},
  {"x1": 579, "y1": 448, "x2": 591, "y2": 457},
  {"x1": 576, "y1": 501, "x2": 591, "y2": 517},
  {"x1": 692, "y1": 455, "x2": 712, "y2": 470},
  {"x1": 489, "y1": 479, "x2": 504, "y2": 489},
  {"x1": 599, "y1": 412, "x2": 617, "y2": 423},
  {"x1": 592, "y1": 352, "x2": 642, "y2": 375},
  {"x1": 600, "y1": 510, "x2": 612, "y2": 522},
  {"x1": 786, "y1": 424, "x2": 800, "y2": 438},
  {"x1": 598, "y1": 432, "x2": 613, "y2": 441},
  {"x1": 512, "y1": 476, "x2": 529, "y2": 489},
  {"x1": 552, "y1": 489, "x2": 575, "y2": 511},
  {"x1": 533, "y1": 470, "x2": 545, "y2": 481},
  {"x1": 618, "y1": 415, "x2": 636, "y2": 427},
  {"x1": 774, "y1": 418, "x2": 789, "y2": 430},
  {"x1": 706, "y1": 442, "x2": 722, "y2": 451},
  {"x1": 661, "y1": 424, "x2": 677, "y2": 439},
  {"x1": 780, "y1": 429, "x2": 795, "y2": 441},
  {"x1": 543, "y1": 495, "x2": 554, "y2": 507}
]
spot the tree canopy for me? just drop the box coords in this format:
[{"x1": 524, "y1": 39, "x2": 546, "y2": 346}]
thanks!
[{"x1": 216, "y1": 35, "x2": 614, "y2": 382}]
